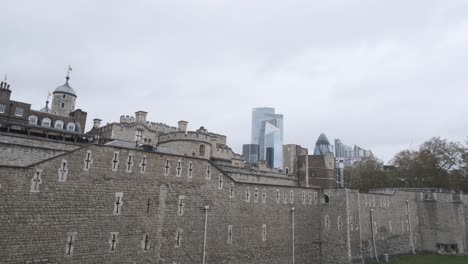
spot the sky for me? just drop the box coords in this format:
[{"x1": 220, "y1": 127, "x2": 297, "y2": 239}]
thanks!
[{"x1": 1, "y1": 0, "x2": 467, "y2": 163}]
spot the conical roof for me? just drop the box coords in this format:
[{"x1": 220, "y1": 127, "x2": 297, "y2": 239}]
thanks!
[{"x1": 53, "y1": 77, "x2": 76, "y2": 97}]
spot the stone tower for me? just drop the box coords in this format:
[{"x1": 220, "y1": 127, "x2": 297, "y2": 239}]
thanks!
[{"x1": 51, "y1": 75, "x2": 77, "y2": 116}]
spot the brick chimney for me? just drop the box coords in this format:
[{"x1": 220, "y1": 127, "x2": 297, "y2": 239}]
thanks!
[{"x1": 0, "y1": 81, "x2": 12, "y2": 100}]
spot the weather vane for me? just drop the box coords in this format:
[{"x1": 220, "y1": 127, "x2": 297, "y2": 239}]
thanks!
[{"x1": 66, "y1": 65, "x2": 73, "y2": 78}]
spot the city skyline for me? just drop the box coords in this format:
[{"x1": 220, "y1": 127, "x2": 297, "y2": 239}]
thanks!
[{"x1": 1, "y1": 1, "x2": 467, "y2": 163}]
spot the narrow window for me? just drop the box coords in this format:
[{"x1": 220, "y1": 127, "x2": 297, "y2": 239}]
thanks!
[
  {"x1": 290, "y1": 190, "x2": 294, "y2": 204},
  {"x1": 350, "y1": 217, "x2": 354, "y2": 231},
  {"x1": 84, "y1": 150, "x2": 93, "y2": 171},
  {"x1": 389, "y1": 221, "x2": 392, "y2": 233},
  {"x1": 308, "y1": 192, "x2": 312, "y2": 205},
  {"x1": 262, "y1": 224, "x2": 267, "y2": 241},
  {"x1": 314, "y1": 192, "x2": 318, "y2": 204},
  {"x1": 245, "y1": 188, "x2": 251, "y2": 202},
  {"x1": 229, "y1": 184, "x2": 235, "y2": 198},
  {"x1": 109, "y1": 232, "x2": 119, "y2": 252},
  {"x1": 126, "y1": 154, "x2": 133, "y2": 173},
  {"x1": 199, "y1": 145, "x2": 205, "y2": 156},
  {"x1": 283, "y1": 191, "x2": 287, "y2": 204},
  {"x1": 140, "y1": 156, "x2": 147, "y2": 174},
  {"x1": 58, "y1": 159, "x2": 68, "y2": 182},
  {"x1": 187, "y1": 162, "x2": 193, "y2": 178},
  {"x1": 142, "y1": 234, "x2": 150, "y2": 252},
  {"x1": 112, "y1": 152, "x2": 120, "y2": 172},
  {"x1": 285, "y1": 167, "x2": 289, "y2": 174},
  {"x1": 206, "y1": 165, "x2": 211, "y2": 179},
  {"x1": 276, "y1": 189, "x2": 280, "y2": 203},
  {"x1": 218, "y1": 175, "x2": 224, "y2": 189},
  {"x1": 176, "y1": 160, "x2": 182, "y2": 177},
  {"x1": 0, "y1": 103, "x2": 5, "y2": 113},
  {"x1": 62, "y1": 94, "x2": 66, "y2": 99},
  {"x1": 227, "y1": 225, "x2": 233, "y2": 244},
  {"x1": 325, "y1": 215, "x2": 330, "y2": 229},
  {"x1": 302, "y1": 191, "x2": 306, "y2": 205},
  {"x1": 254, "y1": 188, "x2": 259, "y2": 203},
  {"x1": 146, "y1": 198, "x2": 152, "y2": 214},
  {"x1": 401, "y1": 220, "x2": 405, "y2": 232},
  {"x1": 30, "y1": 169, "x2": 43, "y2": 193},
  {"x1": 261, "y1": 189, "x2": 267, "y2": 203},
  {"x1": 175, "y1": 229, "x2": 183, "y2": 248},
  {"x1": 337, "y1": 216, "x2": 342, "y2": 230},
  {"x1": 61, "y1": 102, "x2": 65, "y2": 108},
  {"x1": 113, "y1": 192, "x2": 123, "y2": 215},
  {"x1": 177, "y1": 196, "x2": 185, "y2": 216},
  {"x1": 65, "y1": 232, "x2": 77, "y2": 257},
  {"x1": 164, "y1": 160, "x2": 170, "y2": 176}
]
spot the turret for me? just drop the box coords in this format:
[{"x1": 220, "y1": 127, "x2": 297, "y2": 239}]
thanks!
[{"x1": 51, "y1": 75, "x2": 77, "y2": 116}]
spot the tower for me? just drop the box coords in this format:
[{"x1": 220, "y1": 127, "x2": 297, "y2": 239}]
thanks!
[
  {"x1": 51, "y1": 68, "x2": 77, "y2": 116},
  {"x1": 251, "y1": 107, "x2": 284, "y2": 169}
]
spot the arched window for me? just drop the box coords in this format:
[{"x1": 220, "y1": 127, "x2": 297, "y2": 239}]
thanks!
[
  {"x1": 28, "y1": 115, "x2": 38, "y2": 125},
  {"x1": 42, "y1": 118, "x2": 51, "y2": 127},
  {"x1": 55, "y1": 120, "x2": 64, "y2": 129},
  {"x1": 199, "y1": 145, "x2": 205, "y2": 156},
  {"x1": 67, "y1": 123, "x2": 76, "y2": 131},
  {"x1": 322, "y1": 194, "x2": 330, "y2": 204}
]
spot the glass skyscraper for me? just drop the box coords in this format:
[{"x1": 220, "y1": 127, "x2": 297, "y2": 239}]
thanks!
[{"x1": 251, "y1": 107, "x2": 283, "y2": 168}]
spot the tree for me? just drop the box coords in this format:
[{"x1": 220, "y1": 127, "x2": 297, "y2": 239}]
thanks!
[
  {"x1": 345, "y1": 137, "x2": 468, "y2": 192},
  {"x1": 391, "y1": 137, "x2": 468, "y2": 192}
]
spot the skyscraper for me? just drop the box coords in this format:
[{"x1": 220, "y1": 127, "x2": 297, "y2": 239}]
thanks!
[{"x1": 251, "y1": 107, "x2": 283, "y2": 168}]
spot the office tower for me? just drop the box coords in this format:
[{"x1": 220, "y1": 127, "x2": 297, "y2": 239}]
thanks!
[
  {"x1": 251, "y1": 107, "x2": 284, "y2": 169},
  {"x1": 243, "y1": 144, "x2": 260, "y2": 164},
  {"x1": 314, "y1": 133, "x2": 333, "y2": 155}
]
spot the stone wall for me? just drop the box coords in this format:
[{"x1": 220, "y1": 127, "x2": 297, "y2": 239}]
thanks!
[
  {"x1": 0, "y1": 144, "x2": 339, "y2": 264},
  {"x1": 0, "y1": 133, "x2": 81, "y2": 166}
]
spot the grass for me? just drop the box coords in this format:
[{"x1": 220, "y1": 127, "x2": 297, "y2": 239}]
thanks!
[{"x1": 369, "y1": 254, "x2": 468, "y2": 264}]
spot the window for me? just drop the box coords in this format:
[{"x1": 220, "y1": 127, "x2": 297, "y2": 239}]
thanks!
[
  {"x1": 0, "y1": 103, "x2": 5, "y2": 113},
  {"x1": 199, "y1": 145, "x2": 205, "y2": 156},
  {"x1": 15, "y1": 107, "x2": 24, "y2": 117},
  {"x1": 62, "y1": 94, "x2": 66, "y2": 99},
  {"x1": 42, "y1": 118, "x2": 51, "y2": 127},
  {"x1": 322, "y1": 194, "x2": 330, "y2": 204},
  {"x1": 55, "y1": 120, "x2": 64, "y2": 129},
  {"x1": 28, "y1": 115, "x2": 38, "y2": 125},
  {"x1": 67, "y1": 123, "x2": 75, "y2": 131},
  {"x1": 135, "y1": 130, "x2": 142, "y2": 141},
  {"x1": 61, "y1": 103, "x2": 65, "y2": 108}
]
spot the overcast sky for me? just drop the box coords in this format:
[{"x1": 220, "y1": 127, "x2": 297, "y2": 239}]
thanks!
[{"x1": 1, "y1": 0, "x2": 467, "y2": 163}]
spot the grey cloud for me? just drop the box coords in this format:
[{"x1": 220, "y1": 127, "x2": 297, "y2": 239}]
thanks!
[{"x1": 1, "y1": 0, "x2": 468, "y2": 162}]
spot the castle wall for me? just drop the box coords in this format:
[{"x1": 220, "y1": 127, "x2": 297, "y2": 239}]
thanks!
[
  {"x1": 0, "y1": 133, "x2": 81, "y2": 166},
  {"x1": 0, "y1": 144, "x2": 344, "y2": 264},
  {"x1": 414, "y1": 192, "x2": 466, "y2": 254},
  {"x1": 319, "y1": 188, "x2": 351, "y2": 264}
]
